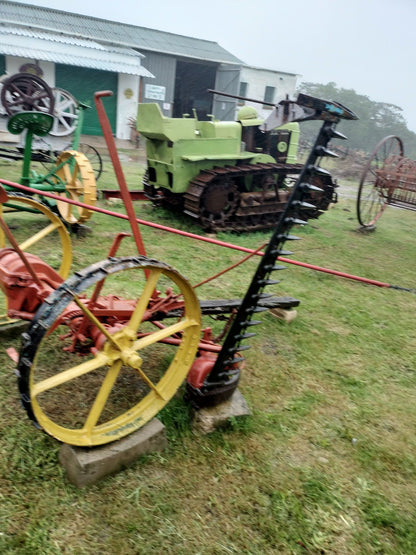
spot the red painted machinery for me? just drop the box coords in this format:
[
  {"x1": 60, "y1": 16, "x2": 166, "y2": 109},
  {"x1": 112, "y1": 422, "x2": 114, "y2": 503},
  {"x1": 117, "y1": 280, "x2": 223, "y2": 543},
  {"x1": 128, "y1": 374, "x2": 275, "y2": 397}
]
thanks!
[
  {"x1": 0, "y1": 92, "x2": 357, "y2": 446},
  {"x1": 357, "y1": 135, "x2": 416, "y2": 228}
]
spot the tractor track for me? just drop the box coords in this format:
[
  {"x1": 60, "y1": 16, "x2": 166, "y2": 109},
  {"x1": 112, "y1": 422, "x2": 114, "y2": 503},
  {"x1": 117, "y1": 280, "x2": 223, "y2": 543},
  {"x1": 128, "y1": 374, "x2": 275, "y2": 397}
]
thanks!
[{"x1": 182, "y1": 162, "x2": 337, "y2": 232}]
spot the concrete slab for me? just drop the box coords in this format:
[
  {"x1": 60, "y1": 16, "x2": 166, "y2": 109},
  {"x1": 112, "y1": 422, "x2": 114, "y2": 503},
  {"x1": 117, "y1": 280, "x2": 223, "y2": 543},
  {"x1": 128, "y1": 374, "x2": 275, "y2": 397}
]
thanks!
[
  {"x1": 269, "y1": 307, "x2": 298, "y2": 323},
  {"x1": 59, "y1": 418, "x2": 167, "y2": 488},
  {"x1": 191, "y1": 389, "x2": 251, "y2": 434}
]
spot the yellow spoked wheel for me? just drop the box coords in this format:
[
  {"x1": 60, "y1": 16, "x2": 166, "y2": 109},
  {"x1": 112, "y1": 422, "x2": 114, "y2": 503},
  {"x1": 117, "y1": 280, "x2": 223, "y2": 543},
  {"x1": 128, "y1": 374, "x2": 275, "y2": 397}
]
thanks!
[
  {"x1": 0, "y1": 193, "x2": 72, "y2": 326},
  {"x1": 54, "y1": 150, "x2": 97, "y2": 225},
  {"x1": 17, "y1": 256, "x2": 201, "y2": 446}
]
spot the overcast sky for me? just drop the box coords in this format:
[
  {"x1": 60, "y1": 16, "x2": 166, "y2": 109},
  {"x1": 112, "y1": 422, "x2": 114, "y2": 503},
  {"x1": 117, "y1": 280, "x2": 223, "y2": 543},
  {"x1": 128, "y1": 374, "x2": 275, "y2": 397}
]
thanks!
[{"x1": 20, "y1": 0, "x2": 416, "y2": 133}]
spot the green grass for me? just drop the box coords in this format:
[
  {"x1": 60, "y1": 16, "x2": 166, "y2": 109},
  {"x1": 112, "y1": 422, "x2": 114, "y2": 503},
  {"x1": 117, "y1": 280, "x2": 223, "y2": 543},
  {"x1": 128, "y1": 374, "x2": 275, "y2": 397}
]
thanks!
[{"x1": 1, "y1": 147, "x2": 416, "y2": 553}]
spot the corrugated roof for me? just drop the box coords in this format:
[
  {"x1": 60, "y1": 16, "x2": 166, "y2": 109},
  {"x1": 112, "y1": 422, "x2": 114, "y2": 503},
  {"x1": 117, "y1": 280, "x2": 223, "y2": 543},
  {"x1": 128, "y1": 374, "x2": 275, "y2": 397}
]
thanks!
[
  {"x1": 0, "y1": 26, "x2": 154, "y2": 76},
  {"x1": 0, "y1": 1, "x2": 244, "y2": 65}
]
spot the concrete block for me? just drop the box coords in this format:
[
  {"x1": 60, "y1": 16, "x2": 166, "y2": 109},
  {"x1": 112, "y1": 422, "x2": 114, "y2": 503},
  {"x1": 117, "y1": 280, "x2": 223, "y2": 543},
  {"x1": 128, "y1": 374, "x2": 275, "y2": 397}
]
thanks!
[
  {"x1": 59, "y1": 418, "x2": 167, "y2": 488},
  {"x1": 269, "y1": 307, "x2": 298, "y2": 323},
  {"x1": 191, "y1": 389, "x2": 251, "y2": 434}
]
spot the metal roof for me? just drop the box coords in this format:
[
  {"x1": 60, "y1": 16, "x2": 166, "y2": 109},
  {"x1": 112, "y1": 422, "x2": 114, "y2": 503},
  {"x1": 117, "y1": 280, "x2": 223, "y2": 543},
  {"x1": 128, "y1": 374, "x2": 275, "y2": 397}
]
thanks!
[
  {"x1": 0, "y1": 26, "x2": 154, "y2": 76},
  {"x1": 0, "y1": 1, "x2": 244, "y2": 65}
]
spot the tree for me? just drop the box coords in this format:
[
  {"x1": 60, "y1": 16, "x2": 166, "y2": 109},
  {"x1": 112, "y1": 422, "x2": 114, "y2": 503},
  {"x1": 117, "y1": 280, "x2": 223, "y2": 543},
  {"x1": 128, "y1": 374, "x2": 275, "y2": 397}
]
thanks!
[{"x1": 297, "y1": 82, "x2": 416, "y2": 159}]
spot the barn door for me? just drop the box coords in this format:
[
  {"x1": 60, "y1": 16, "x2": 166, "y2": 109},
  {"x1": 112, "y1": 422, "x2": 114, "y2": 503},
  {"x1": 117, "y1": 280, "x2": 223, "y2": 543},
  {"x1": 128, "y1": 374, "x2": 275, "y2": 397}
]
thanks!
[
  {"x1": 212, "y1": 64, "x2": 241, "y2": 121},
  {"x1": 55, "y1": 65, "x2": 117, "y2": 135}
]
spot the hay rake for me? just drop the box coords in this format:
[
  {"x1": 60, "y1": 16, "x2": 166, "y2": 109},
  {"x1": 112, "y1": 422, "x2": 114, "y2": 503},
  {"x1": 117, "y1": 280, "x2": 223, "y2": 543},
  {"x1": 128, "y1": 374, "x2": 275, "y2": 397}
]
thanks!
[
  {"x1": 0, "y1": 91, "x2": 357, "y2": 446},
  {"x1": 357, "y1": 135, "x2": 416, "y2": 227}
]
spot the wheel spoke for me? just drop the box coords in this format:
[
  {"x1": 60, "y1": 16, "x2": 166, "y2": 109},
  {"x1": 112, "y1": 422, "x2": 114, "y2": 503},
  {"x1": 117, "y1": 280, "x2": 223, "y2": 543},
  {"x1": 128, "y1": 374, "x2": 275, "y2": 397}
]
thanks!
[
  {"x1": 126, "y1": 269, "x2": 162, "y2": 331},
  {"x1": 82, "y1": 360, "x2": 123, "y2": 432},
  {"x1": 31, "y1": 352, "x2": 109, "y2": 396},
  {"x1": 132, "y1": 317, "x2": 197, "y2": 350},
  {"x1": 122, "y1": 352, "x2": 168, "y2": 400},
  {"x1": 19, "y1": 221, "x2": 61, "y2": 251},
  {"x1": 59, "y1": 197, "x2": 73, "y2": 220},
  {"x1": 72, "y1": 295, "x2": 124, "y2": 351},
  {"x1": 0, "y1": 193, "x2": 72, "y2": 327},
  {"x1": 50, "y1": 89, "x2": 79, "y2": 137},
  {"x1": 70, "y1": 164, "x2": 78, "y2": 184}
]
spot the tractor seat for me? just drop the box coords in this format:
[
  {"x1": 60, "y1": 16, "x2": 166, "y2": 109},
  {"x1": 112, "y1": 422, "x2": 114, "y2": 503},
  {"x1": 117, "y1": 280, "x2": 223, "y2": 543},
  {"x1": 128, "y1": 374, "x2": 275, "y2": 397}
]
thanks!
[{"x1": 7, "y1": 111, "x2": 54, "y2": 137}]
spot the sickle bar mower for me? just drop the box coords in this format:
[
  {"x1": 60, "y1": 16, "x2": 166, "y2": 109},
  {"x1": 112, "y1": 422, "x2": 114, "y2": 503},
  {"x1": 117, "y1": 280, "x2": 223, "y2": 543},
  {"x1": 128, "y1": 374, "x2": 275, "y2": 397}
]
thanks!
[{"x1": 0, "y1": 92, "x2": 357, "y2": 446}]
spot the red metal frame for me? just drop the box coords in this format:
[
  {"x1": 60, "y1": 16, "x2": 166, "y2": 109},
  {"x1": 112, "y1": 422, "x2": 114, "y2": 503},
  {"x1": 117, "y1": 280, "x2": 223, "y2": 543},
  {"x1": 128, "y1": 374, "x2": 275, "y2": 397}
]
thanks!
[
  {"x1": 0, "y1": 178, "x2": 398, "y2": 292},
  {"x1": 0, "y1": 91, "x2": 410, "y2": 340}
]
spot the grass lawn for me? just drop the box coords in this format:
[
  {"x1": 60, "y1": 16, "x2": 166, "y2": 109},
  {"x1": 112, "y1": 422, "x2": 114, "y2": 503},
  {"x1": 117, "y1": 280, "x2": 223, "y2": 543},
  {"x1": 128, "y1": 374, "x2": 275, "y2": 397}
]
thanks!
[{"x1": 0, "y1": 143, "x2": 415, "y2": 554}]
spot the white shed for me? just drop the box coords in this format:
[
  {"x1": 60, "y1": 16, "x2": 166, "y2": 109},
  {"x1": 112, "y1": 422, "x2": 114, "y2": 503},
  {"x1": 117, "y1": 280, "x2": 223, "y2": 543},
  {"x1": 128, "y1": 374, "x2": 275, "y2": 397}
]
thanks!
[{"x1": 237, "y1": 65, "x2": 300, "y2": 121}]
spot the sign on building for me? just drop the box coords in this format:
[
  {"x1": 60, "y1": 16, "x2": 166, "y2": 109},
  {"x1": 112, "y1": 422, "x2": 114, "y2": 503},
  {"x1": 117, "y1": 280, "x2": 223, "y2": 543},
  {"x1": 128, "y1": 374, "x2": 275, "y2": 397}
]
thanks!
[{"x1": 145, "y1": 84, "x2": 166, "y2": 101}]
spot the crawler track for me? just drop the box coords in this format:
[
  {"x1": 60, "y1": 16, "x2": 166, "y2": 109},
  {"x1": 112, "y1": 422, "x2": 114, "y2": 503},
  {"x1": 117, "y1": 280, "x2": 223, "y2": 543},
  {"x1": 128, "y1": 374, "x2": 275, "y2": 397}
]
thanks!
[{"x1": 180, "y1": 162, "x2": 336, "y2": 232}]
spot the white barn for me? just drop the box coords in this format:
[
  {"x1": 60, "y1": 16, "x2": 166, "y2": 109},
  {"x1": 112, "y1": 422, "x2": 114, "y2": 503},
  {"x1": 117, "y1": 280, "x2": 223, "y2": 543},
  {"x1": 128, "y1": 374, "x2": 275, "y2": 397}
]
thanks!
[{"x1": 237, "y1": 65, "x2": 299, "y2": 121}]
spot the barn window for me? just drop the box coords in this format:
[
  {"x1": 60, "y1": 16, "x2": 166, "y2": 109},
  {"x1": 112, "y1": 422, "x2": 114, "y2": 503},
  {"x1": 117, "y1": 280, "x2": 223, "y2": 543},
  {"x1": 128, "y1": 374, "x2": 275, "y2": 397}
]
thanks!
[
  {"x1": 238, "y1": 82, "x2": 248, "y2": 104},
  {"x1": 263, "y1": 86, "x2": 275, "y2": 107}
]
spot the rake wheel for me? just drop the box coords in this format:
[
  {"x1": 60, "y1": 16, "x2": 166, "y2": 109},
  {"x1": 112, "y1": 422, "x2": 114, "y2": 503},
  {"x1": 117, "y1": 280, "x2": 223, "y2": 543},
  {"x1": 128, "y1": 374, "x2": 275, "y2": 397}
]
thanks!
[
  {"x1": 17, "y1": 256, "x2": 201, "y2": 446},
  {"x1": 357, "y1": 135, "x2": 404, "y2": 227},
  {"x1": 63, "y1": 143, "x2": 103, "y2": 181}
]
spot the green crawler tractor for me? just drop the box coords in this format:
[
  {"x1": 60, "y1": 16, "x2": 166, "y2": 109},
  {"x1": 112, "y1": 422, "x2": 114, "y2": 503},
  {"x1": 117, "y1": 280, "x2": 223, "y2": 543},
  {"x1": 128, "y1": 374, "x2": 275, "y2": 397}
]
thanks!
[{"x1": 137, "y1": 102, "x2": 336, "y2": 232}]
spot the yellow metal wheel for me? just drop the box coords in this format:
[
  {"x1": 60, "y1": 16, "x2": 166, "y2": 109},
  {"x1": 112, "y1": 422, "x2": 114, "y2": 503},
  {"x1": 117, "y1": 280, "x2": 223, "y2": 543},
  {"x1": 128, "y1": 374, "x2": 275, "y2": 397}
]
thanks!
[
  {"x1": 17, "y1": 256, "x2": 201, "y2": 446},
  {"x1": 54, "y1": 150, "x2": 97, "y2": 225},
  {"x1": 0, "y1": 193, "x2": 72, "y2": 326}
]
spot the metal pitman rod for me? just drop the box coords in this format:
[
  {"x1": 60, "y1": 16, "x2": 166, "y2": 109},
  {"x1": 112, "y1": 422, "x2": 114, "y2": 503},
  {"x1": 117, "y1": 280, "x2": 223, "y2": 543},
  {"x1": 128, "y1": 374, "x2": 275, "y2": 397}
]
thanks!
[
  {"x1": 208, "y1": 89, "x2": 357, "y2": 130},
  {"x1": 208, "y1": 88, "x2": 276, "y2": 107}
]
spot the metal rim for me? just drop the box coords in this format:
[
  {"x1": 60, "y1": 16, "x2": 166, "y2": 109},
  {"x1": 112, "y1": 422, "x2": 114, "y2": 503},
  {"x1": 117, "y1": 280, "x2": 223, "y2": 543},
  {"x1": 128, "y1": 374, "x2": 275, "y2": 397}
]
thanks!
[
  {"x1": 53, "y1": 150, "x2": 97, "y2": 224},
  {"x1": 75, "y1": 143, "x2": 103, "y2": 181},
  {"x1": 357, "y1": 135, "x2": 404, "y2": 227},
  {"x1": 17, "y1": 256, "x2": 201, "y2": 446},
  {"x1": 0, "y1": 73, "x2": 55, "y2": 116},
  {"x1": 49, "y1": 88, "x2": 79, "y2": 137},
  {"x1": 0, "y1": 192, "x2": 72, "y2": 278},
  {"x1": 0, "y1": 193, "x2": 72, "y2": 327},
  {"x1": 40, "y1": 143, "x2": 103, "y2": 181}
]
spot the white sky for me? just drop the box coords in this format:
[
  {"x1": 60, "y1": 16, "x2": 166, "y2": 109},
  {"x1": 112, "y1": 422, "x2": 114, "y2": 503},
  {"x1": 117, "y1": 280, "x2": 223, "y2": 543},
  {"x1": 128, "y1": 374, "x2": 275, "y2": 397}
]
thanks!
[{"x1": 19, "y1": 0, "x2": 416, "y2": 132}]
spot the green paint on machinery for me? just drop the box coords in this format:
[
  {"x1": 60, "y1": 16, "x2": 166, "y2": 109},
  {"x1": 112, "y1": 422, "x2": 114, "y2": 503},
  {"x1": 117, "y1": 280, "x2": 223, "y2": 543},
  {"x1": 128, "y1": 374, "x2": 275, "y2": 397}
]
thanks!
[{"x1": 137, "y1": 102, "x2": 336, "y2": 232}]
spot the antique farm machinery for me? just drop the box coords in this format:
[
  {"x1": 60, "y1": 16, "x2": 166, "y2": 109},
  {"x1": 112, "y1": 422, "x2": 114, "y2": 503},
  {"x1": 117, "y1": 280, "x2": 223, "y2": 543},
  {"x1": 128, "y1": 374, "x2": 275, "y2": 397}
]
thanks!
[
  {"x1": 0, "y1": 72, "x2": 103, "y2": 182},
  {"x1": 0, "y1": 71, "x2": 55, "y2": 116},
  {"x1": 137, "y1": 92, "x2": 339, "y2": 232},
  {"x1": 0, "y1": 91, "x2": 357, "y2": 446},
  {"x1": 1, "y1": 110, "x2": 96, "y2": 226},
  {"x1": 356, "y1": 135, "x2": 416, "y2": 227}
]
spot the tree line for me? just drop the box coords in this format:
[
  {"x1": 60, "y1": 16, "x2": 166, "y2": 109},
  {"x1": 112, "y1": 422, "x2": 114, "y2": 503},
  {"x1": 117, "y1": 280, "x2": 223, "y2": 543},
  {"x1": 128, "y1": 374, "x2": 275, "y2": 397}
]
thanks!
[{"x1": 296, "y1": 82, "x2": 416, "y2": 159}]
